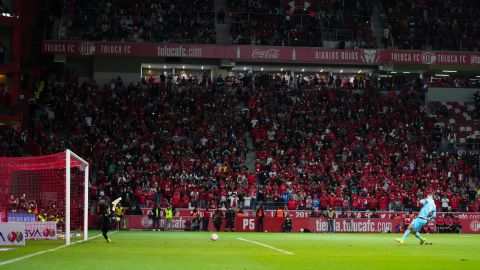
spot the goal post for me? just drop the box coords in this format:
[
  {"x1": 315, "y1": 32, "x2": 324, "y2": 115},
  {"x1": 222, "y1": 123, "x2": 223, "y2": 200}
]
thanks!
[
  {"x1": 0, "y1": 149, "x2": 89, "y2": 246},
  {"x1": 65, "y1": 149, "x2": 89, "y2": 245}
]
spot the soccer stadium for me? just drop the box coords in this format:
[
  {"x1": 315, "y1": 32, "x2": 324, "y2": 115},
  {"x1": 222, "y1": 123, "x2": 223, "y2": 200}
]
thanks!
[{"x1": 1, "y1": 0, "x2": 480, "y2": 269}]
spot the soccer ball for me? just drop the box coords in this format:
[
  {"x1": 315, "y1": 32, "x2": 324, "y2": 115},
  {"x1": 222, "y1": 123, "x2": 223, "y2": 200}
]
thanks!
[
  {"x1": 300, "y1": 228, "x2": 304, "y2": 233},
  {"x1": 210, "y1": 233, "x2": 218, "y2": 241}
]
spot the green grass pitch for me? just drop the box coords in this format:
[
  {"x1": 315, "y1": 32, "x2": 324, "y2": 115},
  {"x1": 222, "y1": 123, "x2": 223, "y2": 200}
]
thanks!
[{"x1": 1, "y1": 231, "x2": 479, "y2": 270}]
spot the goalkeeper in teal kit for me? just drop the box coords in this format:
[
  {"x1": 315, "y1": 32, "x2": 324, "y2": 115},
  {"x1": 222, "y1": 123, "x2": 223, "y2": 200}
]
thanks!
[{"x1": 395, "y1": 196, "x2": 436, "y2": 245}]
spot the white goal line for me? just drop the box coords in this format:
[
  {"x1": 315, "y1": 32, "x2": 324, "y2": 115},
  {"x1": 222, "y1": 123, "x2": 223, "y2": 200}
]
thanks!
[{"x1": 0, "y1": 231, "x2": 117, "y2": 267}]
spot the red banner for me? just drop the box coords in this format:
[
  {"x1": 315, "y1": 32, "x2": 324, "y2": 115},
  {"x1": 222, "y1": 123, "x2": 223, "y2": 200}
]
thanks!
[
  {"x1": 303, "y1": 218, "x2": 399, "y2": 233},
  {"x1": 118, "y1": 216, "x2": 398, "y2": 233},
  {"x1": 455, "y1": 213, "x2": 480, "y2": 233},
  {"x1": 235, "y1": 217, "x2": 285, "y2": 232},
  {"x1": 42, "y1": 40, "x2": 480, "y2": 66},
  {"x1": 88, "y1": 213, "x2": 480, "y2": 234},
  {"x1": 382, "y1": 50, "x2": 480, "y2": 65}
]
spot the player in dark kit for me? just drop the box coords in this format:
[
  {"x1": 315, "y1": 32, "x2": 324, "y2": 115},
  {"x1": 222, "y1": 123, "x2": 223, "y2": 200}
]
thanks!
[
  {"x1": 225, "y1": 206, "x2": 236, "y2": 232},
  {"x1": 213, "y1": 208, "x2": 224, "y2": 231},
  {"x1": 98, "y1": 199, "x2": 113, "y2": 243}
]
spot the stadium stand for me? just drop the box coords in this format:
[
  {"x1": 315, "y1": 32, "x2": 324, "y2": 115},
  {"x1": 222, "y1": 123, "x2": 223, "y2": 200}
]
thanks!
[
  {"x1": 54, "y1": 0, "x2": 480, "y2": 50},
  {"x1": 0, "y1": 87, "x2": 18, "y2": 115},
  {"x1": 229, "y1": 0, "x2": 375, "y2": 48},
  {"x1": 2, "y1": 0, "x2": 480, "y2": 218},
  {"x1": 6, "y1": 72, "x2": 476, "y2": 213},
  {"x1": 381, "y1": 0, "x2": 480, "y2": 50},
  {"x1": 59, "y1": 0, "x2": 215, "y2": 43},
  {"x1": 0, "y1": 125, "x2": 27, "y2": 157},
  {"x1": 56, "y1": 0, "x2": 375, "y2": 48}
]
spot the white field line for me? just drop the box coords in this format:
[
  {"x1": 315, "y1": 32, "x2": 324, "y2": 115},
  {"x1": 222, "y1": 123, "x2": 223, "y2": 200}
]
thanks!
[
  {"x1": 0, "y1": 231, "x2": 117, "y2": 267},
  {"x1": 237, "y1": 237, "x2": 294, "y2": 255}
]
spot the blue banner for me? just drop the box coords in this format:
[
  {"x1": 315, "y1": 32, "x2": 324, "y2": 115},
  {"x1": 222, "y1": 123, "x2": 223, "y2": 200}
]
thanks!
[{"x1": 7, "y1": 212, "x2": 36, "y2": 222}]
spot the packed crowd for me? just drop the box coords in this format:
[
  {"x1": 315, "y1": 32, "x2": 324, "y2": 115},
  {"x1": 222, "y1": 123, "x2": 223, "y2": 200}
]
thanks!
[
  {"x1": 0, "y1": 125, "x2": 27, "y2": 157},
  {"x1": 32, "y1": 75, "x2": 252, "y2": 211},
  {"x1": 0, "y1": 87, "x2": 18, "y2": 115},
  {"x1": 54, "y1": 0, "x2": 480, "y2": 52},
  {"x1": 7, "y1": 193, "x2": 67, "y2": 224},
  {"x1": 8, "y1": 70, "x2": 473, "y2": 215},
  {"x1": 229, "y1": 0, "x2": 376, "y2": 48},
  {"x1": 428, "y1": 76, "x2": 480, "y2": 88},
  {"x1": 56, "y1": 0, "x2": 376, "y2": 48},
  {"x1": 247, "y1": 74, "x2": 479, "y2": 213},
  {"x1": 60, "y1": 0, "x2": 215, "y2": 43},
  {"x1": 381, "y1": 0, "x2": 480, "y2": 50}
]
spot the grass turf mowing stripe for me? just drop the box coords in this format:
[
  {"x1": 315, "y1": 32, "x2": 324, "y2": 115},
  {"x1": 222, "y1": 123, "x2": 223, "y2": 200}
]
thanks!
[
  {"x1": 0, "y1": 231, "x2": 116, "y2": 267},
  {"x1": 237, "y1": 237, "x2": 295, "y2": 255}
]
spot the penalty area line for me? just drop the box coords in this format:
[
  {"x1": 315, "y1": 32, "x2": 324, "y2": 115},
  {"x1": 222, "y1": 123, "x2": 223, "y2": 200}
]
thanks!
[
  {"x1": 0, "y1": 231, "x2": 117, "y2": 267},
  {"x1": 237, "y1": 237, "x2": 294, "y2": 255}
]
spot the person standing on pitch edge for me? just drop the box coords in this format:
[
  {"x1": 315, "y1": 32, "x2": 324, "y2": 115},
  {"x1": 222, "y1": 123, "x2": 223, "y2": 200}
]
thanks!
[
  {"x1": 327, "y1": 207, "x2": 336, "y2": 233},
  {"x1": 256, "y1": 205, "x2": 265, "y2": 232},
  {"x1": 225, "y1": 206, "x2": 236, "y2": 232},
  {"x1": 151, "y1": 203, "x2": 162, "y2": 231},
  {"x1": 164, "y1": 205, "x2": 174, "y2": 231}
]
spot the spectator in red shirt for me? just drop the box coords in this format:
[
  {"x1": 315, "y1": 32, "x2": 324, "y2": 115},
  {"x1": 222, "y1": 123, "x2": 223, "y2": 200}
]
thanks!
[
  {"x1": 403, "y1": 211, "x2": 414, "y2": 232},
  {"x1": 436, "y1": 214, "x2": 446, "y2": 233}
]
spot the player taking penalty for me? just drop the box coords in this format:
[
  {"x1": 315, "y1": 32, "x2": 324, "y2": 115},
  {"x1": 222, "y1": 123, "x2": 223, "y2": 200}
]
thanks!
[{"x1": 395, "y1": 195, "x2": 436, "y2": 245}]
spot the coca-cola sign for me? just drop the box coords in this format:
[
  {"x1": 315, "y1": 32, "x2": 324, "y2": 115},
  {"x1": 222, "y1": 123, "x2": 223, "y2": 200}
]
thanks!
[{"x1": 251, "y1": 48, "x2": 280, "y2": 59}]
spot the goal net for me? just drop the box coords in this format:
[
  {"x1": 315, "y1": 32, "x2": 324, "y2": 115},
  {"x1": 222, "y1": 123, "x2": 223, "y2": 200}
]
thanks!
[{"x1": 0, "y1": 150, "x2": 88, "y2": 245}]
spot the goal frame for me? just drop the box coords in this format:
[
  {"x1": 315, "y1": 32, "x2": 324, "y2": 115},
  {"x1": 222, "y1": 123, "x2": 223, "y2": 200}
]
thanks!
[{"x1": 65, "y1": 149, "x2": 89, "y2": 245}]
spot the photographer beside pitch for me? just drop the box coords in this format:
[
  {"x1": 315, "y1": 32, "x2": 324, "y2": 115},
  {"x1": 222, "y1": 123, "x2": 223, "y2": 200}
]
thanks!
[{"x1": 395, "y1": 196, "x2": 436, "y2": 245}]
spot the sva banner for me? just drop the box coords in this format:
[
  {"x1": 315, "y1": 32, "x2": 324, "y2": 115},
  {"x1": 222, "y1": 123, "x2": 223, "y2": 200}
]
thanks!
[{"x1": 24, "y1": 222, "x2": 57, "y2": 240}]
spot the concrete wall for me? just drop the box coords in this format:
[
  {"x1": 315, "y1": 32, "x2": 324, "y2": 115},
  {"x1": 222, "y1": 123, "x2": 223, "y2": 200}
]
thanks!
[
  {"x1": 426, "y1": 87, "x2": 480, "y2": 104},
  {"x1": 65, "y1": 57, "x2": 93, "y2": 84},
  {"x1": 92, "y1": 57, "x2": 142, "y2": 85},
  {"x1": 94, "y1": 72, "x2": 140, "y2": 87}
]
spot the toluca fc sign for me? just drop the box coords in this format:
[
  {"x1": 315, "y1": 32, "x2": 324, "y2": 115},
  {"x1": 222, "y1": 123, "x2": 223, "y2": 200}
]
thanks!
[
  {"x1": 43, "y1": 41, "x2": 480, "y2": 66},
  {"x1": 79, "y1": 42, "x2": 96, "y2": 55},
  {"x1": 470, "y1": 220, "x2": 480, "y2": 232},
  {"x1": 421, "y1": 51, "x2": 436, "y2": 64}
]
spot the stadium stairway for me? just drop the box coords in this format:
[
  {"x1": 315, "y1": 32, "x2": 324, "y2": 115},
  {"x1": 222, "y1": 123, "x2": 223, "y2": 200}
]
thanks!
[
  {"x1": 214, "y1": 0, "x2": 230, "y2": 45},
  {"x1": 244, "y1": 131, "x2": 256, "y2": 173},
  {"x1": 238, "y1": 99, "x2": 256, "y2": 173}
]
